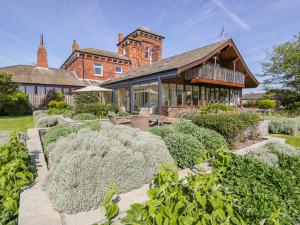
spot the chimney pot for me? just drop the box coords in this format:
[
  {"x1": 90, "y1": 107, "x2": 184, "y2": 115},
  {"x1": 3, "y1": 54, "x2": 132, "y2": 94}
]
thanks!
[
  {"x1": 36, "y1": 34, "x2": 48, "y2": 68},
  {"x1": 72, "y1": 40, "x2": 79, "y2": 53},
  {"x1": 118, "y1": 33, "x2": 124, "y2": 43}
]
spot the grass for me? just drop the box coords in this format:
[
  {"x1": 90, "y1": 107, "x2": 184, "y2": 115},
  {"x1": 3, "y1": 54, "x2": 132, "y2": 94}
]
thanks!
[
  {"x1": 271, "y1": 133, "x2": 300, "y2": 148},
  {"x1": 0, "y1": 115, "x2": 34, "y2": 132}
]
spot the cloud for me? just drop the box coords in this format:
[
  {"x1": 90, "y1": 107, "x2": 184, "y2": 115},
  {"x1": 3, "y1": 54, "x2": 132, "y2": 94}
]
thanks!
[
  {"x1": 0, "y1": 29, "x2": 34, "y2": 48},
  {"x1": 211, "y1": 0, "x2": 251, "y2": 30}
]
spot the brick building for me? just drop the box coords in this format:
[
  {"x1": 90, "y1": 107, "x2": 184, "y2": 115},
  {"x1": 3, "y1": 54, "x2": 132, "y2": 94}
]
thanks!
[{"x1": 60, "y1": 27, "x2": 164, "y2": 83}]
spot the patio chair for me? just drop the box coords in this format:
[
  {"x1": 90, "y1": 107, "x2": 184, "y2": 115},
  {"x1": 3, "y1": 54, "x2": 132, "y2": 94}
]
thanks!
[{"x1": 108, "y1": 111, "x2": 131, "y2": 125}]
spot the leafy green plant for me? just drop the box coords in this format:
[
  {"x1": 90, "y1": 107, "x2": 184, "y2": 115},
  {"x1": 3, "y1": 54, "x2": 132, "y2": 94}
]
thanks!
[
  {"x1": 200, "y1": 103, "x2": 233, "y2": 114},
  {"x1": 4, "y1": 92, "x2": 31, "y2": 116},
  {"x1": 40, "y1": 90, "x2": 65, "y2": 109},
  {"x1": 0, "y1": 132, "x2": 35, "y2": 224},
  {"x1": 116, "y1": 111, "x2": 129, "y2": 117},
  {"x1": 257, "y1": 99, "x2": 276, "y2": 109},
  {"x1": 73, "y1": 113, "x2": 96, "y2": 121},
  {"x1": 107, "y1": 103, "x2": 119, "y2": 113}
]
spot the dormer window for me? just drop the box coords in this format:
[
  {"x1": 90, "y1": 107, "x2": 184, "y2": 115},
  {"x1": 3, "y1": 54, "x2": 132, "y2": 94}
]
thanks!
[
  {"x1": 145, "y1": 47, "x2": 149, "y2": 59},
  {"x1": 94, "y1": 63, "x2": 103, "y2": 77}
]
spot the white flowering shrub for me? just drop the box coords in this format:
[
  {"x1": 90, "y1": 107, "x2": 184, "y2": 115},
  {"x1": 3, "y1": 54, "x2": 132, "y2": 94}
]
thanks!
[
  {"x1": 33, "y1": 110, "x2": 44, "y2": 116},
  {"x1": 268, "y1": 118, "x2": 299, "y2": 135},
  {"x1": 247, "y1": 141, "x2": 300, "y2": 166},
  {"x1": 43, "y1": 123, "x2": 173, "y2": 214},
  {"x1": 34, "y1": 114, "x2": 59, "y2": 128}
]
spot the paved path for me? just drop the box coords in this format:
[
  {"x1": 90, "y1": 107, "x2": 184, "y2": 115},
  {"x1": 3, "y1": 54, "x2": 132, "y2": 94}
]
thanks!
[{"x1": 18, "y1": 128, "x2": 61, "y2": 225}]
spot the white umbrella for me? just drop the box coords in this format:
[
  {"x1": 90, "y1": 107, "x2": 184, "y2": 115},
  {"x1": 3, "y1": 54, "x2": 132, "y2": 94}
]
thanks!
[{"x1": 73, "y1": 85, "x2": 113, "y2": 93}]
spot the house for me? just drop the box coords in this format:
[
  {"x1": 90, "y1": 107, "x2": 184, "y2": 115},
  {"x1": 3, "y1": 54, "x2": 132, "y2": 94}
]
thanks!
[
  {"x1": 102, "y1": 38, "x2": 259, "y2": 115},
  {"x1": 60, "y1": 27, "x2": 164, "y2": 83},
  {"x1": 0, "y1": 35, "x2": 85, "y2": 106}
]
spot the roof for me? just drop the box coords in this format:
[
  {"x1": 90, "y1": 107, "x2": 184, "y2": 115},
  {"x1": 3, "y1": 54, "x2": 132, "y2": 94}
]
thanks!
[
  {"x1": 0, "y1": 65, "x2": 85, "y2": 87},
  {"x1": 104, "y1": 40, "x2": 227, "y2": 84},
  {"x1": 104, "y1": 39, "x2": 259, "y2": 88},
  {"x1": 77, "y1": 48, "x2": 129, "y2": 61},
  {"x1": 73, "y1": 85, "x2": 112, "y2": 93},
  {"x1": 242, "y1": 93, "x2": 278, "y2": 100}
]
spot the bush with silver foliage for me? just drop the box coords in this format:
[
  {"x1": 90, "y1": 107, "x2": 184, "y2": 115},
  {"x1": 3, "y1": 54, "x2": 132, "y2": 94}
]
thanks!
[
  {"x1": 34, "y1": 113, "x2": 59, "y2": 128},
  {"x1": 42, "y1": 123, "x2": 173, "y2": 214}
]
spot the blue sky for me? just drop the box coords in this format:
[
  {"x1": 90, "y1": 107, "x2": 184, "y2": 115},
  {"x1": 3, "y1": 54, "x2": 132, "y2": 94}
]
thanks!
[{"x1": 0, "y1": 0, "x2": 299, "y2": 93}]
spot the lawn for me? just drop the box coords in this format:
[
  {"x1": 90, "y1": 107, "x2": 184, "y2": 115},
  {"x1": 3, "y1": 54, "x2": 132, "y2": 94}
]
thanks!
[
  {"x1": 271, "y1": 133, "x2": 300, "y2": 148},
  {"x1": 0, "y1": 115, "x2": 34, "y2": 131}
]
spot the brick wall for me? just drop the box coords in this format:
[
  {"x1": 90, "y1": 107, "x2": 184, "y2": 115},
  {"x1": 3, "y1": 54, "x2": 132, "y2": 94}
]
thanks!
[{"x1": 67, "y1": 56, "x2": 130, "y2": 81}]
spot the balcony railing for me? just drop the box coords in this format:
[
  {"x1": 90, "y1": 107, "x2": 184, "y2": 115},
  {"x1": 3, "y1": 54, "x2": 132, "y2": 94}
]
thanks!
[{"x1": 184, "y1": 64, "x2": 245, "y2": 85}]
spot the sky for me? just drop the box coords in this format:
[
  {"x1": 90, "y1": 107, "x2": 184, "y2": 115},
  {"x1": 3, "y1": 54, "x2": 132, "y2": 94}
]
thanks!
[{"x1": 0, "y1": 0, "x2": 299, "y2": 93}]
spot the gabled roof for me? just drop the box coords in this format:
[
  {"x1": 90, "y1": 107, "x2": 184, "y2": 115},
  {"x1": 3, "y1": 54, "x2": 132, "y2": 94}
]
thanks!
[
  {"x1": 77, "y1": 48, "x2": 129, "y2": 61},
  {"x1": 0, "y1": 65, "x2": 85, "y2": 87},
  {"x1": 104, "y1": 39, "x2": 259, "y2": 88}
]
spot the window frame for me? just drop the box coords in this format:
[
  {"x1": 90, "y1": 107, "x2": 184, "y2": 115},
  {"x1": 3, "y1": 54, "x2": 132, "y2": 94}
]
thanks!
[
  {"x1": 94, "y1": 63, "x2": 103, "y2": 77},
  {"x1": 145, "y1": 47, "x2": 149, "y2": 59},
  {"x1": 115, "y1": 66, "x2": 122, "y2": 74}
]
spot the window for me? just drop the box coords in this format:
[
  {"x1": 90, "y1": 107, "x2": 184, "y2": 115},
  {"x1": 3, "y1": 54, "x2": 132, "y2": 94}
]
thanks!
[
  {"x1": 94, "y1": 63, "x2": 103, "y2": 76},
  {"x1": 115, "y1": 66, "x2": 122, "y2": 73},
  {"x1": 37, "y1": 86, "x2": 45, "y2": 95},
  {"x1": 18, "y1": 85, "x2": 25, "y2": 93},
  {"x1": 25, "y1": 85, "x2": 35, "y2": 94},
  {"x1": 163, "y1": 83, "x2": 170, "y2": 106},
  {"x1": 176, "y1": 84, "x2": 183, "y2": 106},
  {"x1": 145, "y1": 47, "x2": 149, "y2": 59},
  {"x1": 63, "y1": 87, "x2": 70, "y2": 94},
  {"x1": 192, "y1": 86, "x2": 199, "y2": 106},
  {"x1": 186, "y1": 85, "x2": 192, "y2": 106}
]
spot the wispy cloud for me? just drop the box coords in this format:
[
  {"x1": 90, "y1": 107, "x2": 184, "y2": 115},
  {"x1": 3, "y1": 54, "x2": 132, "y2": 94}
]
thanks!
[
  {"x1": 0, "y1": 29, "x2": 34, "y2": 48},
  {"x1": 211, "y1": 0, "x2": 251, "y2": 30}
]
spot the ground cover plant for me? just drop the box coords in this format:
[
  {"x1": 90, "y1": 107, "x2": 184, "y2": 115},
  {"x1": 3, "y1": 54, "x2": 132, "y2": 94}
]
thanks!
[
  {"x1": 200, "y1": 102, "x2": 233, "y2": 114},
  {"x1": 0, "y1": 133, "x2": 35, "y2": 225},
  {"x1": 33, "y1": 112, "x2": 59, "y2": 128},
  {"x1": 0, "y1": 115, "x2": 34, "y2": 132},
  {"x1": 73, "y1": 113, "x2": 96, "y2": 121},
  {"x1": 218, "y1": 142, "x2": 300, "y2": 225},
  {"x1": 147, "y1": 121, "x2": 226, "y2": 168},
  {"x1": 42, "y1": 122, "x2": 173, "y2": 214},
  {"x1": 192, "y1": 112, "x2": 261, "y2": 147}
]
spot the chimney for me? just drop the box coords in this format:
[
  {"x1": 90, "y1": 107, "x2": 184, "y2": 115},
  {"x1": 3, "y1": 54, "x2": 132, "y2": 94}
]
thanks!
[
  {"x1": 72, "y1": 40, "x2": 79, "y2": 52},
  {"x1": 36, "y1": 34, "x2": 48, "y2": 68},
  {"x1": 118, "y1": 33, "x2": 124, "y2": 43}
]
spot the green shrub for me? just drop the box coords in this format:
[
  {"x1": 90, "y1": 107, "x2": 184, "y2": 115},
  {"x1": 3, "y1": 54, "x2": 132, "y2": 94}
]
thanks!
[
  {"x1": 257, "y1": 99, "x2": 276, "y2": 109},
  {"x1": 75, "y1": 103, "x2": 108, "y2": 118},
  {"x1": 163, "y1": 132, "x2": 206, "y2": 168},
  {"x1": 107, "y1": 103, "x2": 119, "y2": 113},
  {"x1": 40, "y1": 90, "x2": 64, "y2": 109},
  {"x1": 47, "y1": 107, "x2": 72, "y2": 116},
  {"x1": 48, "y1": 100, "x2": 58, "y2": 108},
  {"x1": 43, "y1": 123, "x2": 173, "y2": 213},
  {"x1": 200, "y1": 102, "x2": 233, "y2": 114},
  {"x1": 192, "y1": 112, "x2": 260, "y2": 146},
  {"x1": 268, "y1": 118, "x2": 298, "y2": 135},
  {"x1": 288, "y1": 101, "x2": 300, "y2": 112},
  {"x1": 178, "y1": 111, "x2": 199, "y2": 120},
  {"x1": 73, "y1": 113, "x2": 96, "y2": 121},
  {"x1": 220, "y1": 149, "x2": 300, "y2": 224},
  {"x1": 147, "y1": 126, "x2": 175, "y2": 139},
  {"x1": 75, "y1": 92, "x2": 100, "y2": 105},
  {"x1": 116, "y1": 111, "x2": 129, "y2": 117},
  {"x1": 4, "y1": 91, "x2": 31, "y2": 116},
  {"x1": 0, "y1": 133, "x2": 35, "y2": 224}
]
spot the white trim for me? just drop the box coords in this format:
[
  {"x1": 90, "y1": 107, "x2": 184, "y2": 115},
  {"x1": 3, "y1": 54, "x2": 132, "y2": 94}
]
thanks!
[{"x1": 94, "y1": 63, "x2": 103, "y2": 77}]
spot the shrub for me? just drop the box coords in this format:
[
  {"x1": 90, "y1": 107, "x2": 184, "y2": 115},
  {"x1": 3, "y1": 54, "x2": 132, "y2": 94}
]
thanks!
[
  {"x1": 0, "y1": 133, "x2": 35, "y2": 224},
  {"x1": 40, "y1": 90, "x2": 64, "y2": 109},
  {"x1": 200, "y1": 103, "x2": 233, "y2": 114},
  {"x1": 73, "y1": 113, "x2": 96, "y2": 121},
  {"x1": 75, "y1": 103, "x2": 108, "y2": 118},
  {"x1": 48, "y1": 100, "x2": 58, "y2": 108},
  {"x1": 163, "y1": 132, "x2": 206, "y2": 168},
  {"x1": 34, "y1": 114, "x2": 59, "y2": 128},
  {"x1": 4, "y1": 91, "x2": 31, "y2": 116},
  {"x1": 147, "y1": 126, "x2": 175, "y2": 139},
  {"x1": 116, "y1": 111, "x2": 130, "y2": 117},
  {"x1": 107, "y1": 103, "x2": 119, "y2": 113},
  {"x1": 268, "y1": 118, "x2": 298, "y2": 135},
  {"x1": 177, "y1": 111, "x2": 199, "y2": 120},
  {"x1": 47, "y1": 107, "x2": 72, "y2": 116},
  {"x1": 42, "y1": 123, "x2": 173, "y2": 213},
  {"x1": 257, "y1": 99, "x2": 276, "y2": 109},
  {"x1": 192, "y1": 112, "x2": 260, "y2": 146},
  {"x1": 74, "y1": 92, "x2": 99, "y2": 105},
  {"x1": 33, "y1": 110, "x2": 44, "y2": 116},
  {"x1": 288, "y1": 101, "x2": 300, "y2": 112}
]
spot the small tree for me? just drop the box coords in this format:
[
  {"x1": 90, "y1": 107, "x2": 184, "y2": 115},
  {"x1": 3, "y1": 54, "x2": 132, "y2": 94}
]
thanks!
[
  {"x1": 0, "y1": 72, "x2": 17, "y2": 112},
  {"x1": 260, "y1": 33, "x2": 300, "y2": 106}
]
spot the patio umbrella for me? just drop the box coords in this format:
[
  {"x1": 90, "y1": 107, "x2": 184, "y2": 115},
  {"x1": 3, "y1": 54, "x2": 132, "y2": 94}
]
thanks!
[{"x1": 73, "y1": 85, "x2": 113, "y2": 93}]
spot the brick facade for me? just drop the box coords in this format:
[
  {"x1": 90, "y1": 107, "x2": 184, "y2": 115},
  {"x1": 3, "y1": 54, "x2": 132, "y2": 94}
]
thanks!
[
  {"x1": 61, "y1": 27, "x2": 164, "y2": 82},
  {"x1": 36, "y1": 34, "x2": 48, "y2": 68}
]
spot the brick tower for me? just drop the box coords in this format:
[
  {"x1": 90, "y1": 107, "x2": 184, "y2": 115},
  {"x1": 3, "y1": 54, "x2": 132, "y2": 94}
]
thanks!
[{"x1": 36, "y1": 34, "x2": 48, "y2": 68}]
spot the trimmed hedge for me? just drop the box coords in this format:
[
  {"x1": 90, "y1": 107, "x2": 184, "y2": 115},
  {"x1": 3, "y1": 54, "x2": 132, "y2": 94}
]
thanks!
[
  {"x1": 192, "y1": 112, "x2": 261, "y2": 146},
  {"x1": 34, "y1": 113, "x2": 59, "y2": 128},
  {"x1": 163, "y1": 132, "x2": 206, "y2": 168}
]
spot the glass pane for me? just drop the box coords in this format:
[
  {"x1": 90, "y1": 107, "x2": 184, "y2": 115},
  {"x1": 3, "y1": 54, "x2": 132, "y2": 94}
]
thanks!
[
  {"x1": 46, "y1": 86, "x2": 54, "y2": 94},
  {"x1": 63, "y1": 87, "x2": 70, "y2": 94},
  {"x1": 26, "y1": 85, "x2": 35, "y2": 94},
  {"x1": 170, "y1": 84, "x2": 176, "y2": 107},
  {"x1": 186, "y1": 85, "x2": 192, "y2": 106},
  {"x1": 18, "y1": 85, "x2": 25, "y2": 92},
  {"x1": 55, "y1": 87, "x2": 62, "y2": 93},
  {"x1": 201, "y1": 86, "x2": 206, "y2": 105},
  {"x1": 210, "y1": 88, "x2": 215, "y2": 102},
  {"x1": 149, "y1": 82, "x2": 158, "y2": 114},
  {"x1": 206, "y1": 87, "x2": 210, "y2": 103},
  {"x1": 133, "y1": 84, "x2": 149, "y2": 112},
  {"x1": 163, "y1": 83, "x2": 169, "y2": 106},
  {"x1": 215, "y1": 88, "x2": 219, "y2": 101},
  {"x1": 37, "y1": 86, "x2": 45, "y2": 94},
  {"x1": 176, "y1": 84, "x2": 183, "y2": 106},
  {"x1": 192, "y1": 86, "x2": 199, "y2": 106}
]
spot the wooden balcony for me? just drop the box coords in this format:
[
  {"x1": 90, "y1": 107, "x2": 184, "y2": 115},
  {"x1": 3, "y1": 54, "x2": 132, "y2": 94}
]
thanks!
[{"x1": 184, "y1": 64, "x2": 245, "y2": 87}]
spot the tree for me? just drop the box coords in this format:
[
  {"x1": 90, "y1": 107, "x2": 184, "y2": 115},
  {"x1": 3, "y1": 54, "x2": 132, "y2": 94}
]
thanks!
[
  {"x1": 261, "y1": 33, "x2": 300, "y2": 95},
  {"x1": 0, "y1": 72, "x2": 18, "y2": 112}
]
